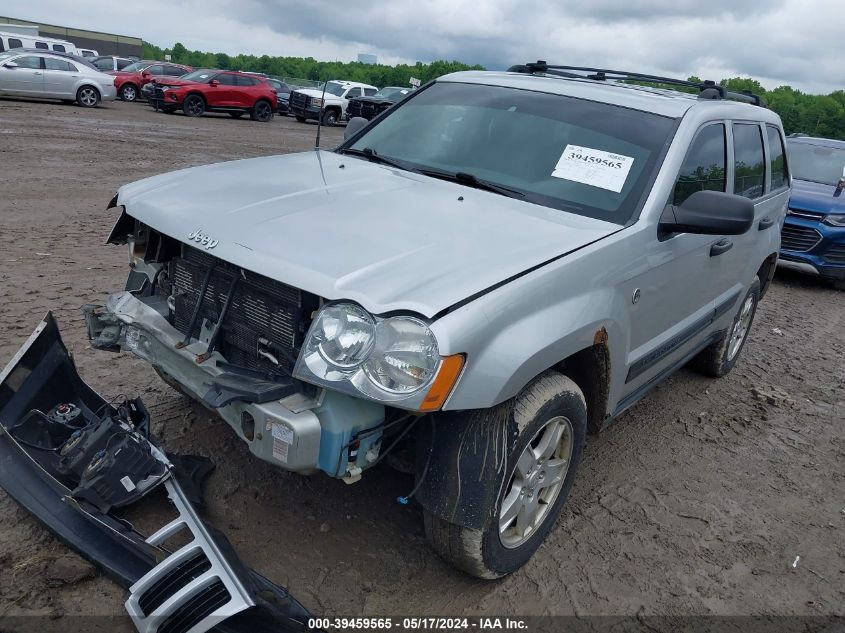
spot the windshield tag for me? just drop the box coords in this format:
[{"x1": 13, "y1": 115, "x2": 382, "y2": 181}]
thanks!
[{"x1": 552, "y1": 145, "x2": 634, "y2": 193}]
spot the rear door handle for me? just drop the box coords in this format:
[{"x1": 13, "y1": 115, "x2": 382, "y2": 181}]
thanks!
[
  {"x1": 33, "y1": 71, "x2": 42, "y2": 75},
  {"x1": 710, "y1": 238, "x2": 733, "y2": 257},
  {"x1": 758, "y1": 216, "x2": 775, "y2": 230}
]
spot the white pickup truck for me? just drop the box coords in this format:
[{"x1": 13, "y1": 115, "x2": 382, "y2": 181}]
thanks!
[{"x1": 289, "y1": 79, "x2": 377, "y2": 125}]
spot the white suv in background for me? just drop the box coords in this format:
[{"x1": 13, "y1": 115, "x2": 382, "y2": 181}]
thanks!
[{"x1": 289, "y1": 79, "x2": 377, "y2": 125}]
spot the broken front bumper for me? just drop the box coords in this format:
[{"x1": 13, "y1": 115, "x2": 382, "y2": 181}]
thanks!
[
  {"x1": 0, "y1": 313, "x2": 313, "y2": 633},
  {"x1": 85, "y1": 291, "x2": 385, "y2": 480}
]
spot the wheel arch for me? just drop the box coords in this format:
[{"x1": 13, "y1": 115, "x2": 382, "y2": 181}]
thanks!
[{"x1": 756, "y1": 252, "x2": 779, "y2": 298}]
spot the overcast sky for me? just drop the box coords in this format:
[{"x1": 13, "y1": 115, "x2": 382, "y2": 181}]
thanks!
[{"x1": 13, "y1": 0, "x2": 844, "y2": 94}]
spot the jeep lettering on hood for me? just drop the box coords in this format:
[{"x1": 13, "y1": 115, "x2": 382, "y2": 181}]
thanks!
[{"x1": 116, "y1": 150, "x2": 619, "y2": 318}]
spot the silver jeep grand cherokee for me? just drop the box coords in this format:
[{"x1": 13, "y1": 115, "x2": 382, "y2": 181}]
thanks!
[{"x1": 86, "y1": 63, "x2": 790, "y2": 578}]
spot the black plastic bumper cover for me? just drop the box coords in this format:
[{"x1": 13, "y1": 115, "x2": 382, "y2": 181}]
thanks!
[{"x1": 0, "y1": 313, "x2": 313, "y2": 632}]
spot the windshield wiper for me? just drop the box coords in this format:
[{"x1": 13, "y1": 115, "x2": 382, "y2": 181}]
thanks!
[
  {"x1": 341, "y1": 147, "x2": 421, "y2": 173},
  {"x1": 420, "y1": 169, "x2": 526, "y2": 200}
]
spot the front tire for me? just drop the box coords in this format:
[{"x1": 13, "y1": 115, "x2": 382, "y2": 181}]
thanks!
[
  {"x1": 250, "y1": 100, "x2": 274, "y2": 122},
  {"x1": 690, "y1": 277, "x2": 761, "y2": 377},
  {"x1": 321, "y1": 108, "x2": 339, "y2": 126},
  {"x1": 183, "y1": 94, "x2": 205, "y2": 118},
  {"x1": 424, "y1": 372, "x2": 586, "y2": 579},
  {"x1": 76, "y1": 86, "x2": 100, "y2": 108}
]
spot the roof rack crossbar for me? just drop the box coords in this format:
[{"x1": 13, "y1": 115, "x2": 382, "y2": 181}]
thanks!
[{"x1": 506, "y1": 62, "x2": 766, "y2": 107}]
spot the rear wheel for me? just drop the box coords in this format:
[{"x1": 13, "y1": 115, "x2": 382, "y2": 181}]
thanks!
[
  {"x1": 183, "y1": 94, "x2": 205, "y2": 118},
  {"x1": 424, "y1": 372, "x2": 586, "y2": 579},
  {"x1": 690, "y1": 277, "x2": 760, "y2": 377},
  {"x1": 120, "y1": 83, "x2": 138, "y2": 102},
  {"x1": 76, "y1": 86, "x2": 100, "y2": 108},
  {"x1": 250, "y1": 100, "x2": 274, "y2": 122}
]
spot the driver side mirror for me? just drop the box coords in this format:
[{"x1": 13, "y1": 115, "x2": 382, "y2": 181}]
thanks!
[
  {"x1": 659, "y1": 190, "x2": 754, "y2": 236},
  {"x1": 3, "y1": 61, "x2": 18, "y2": 69},
  {"x1": 209, "y1": 79, "x2": 219, "y2": 87},
  {"x1": 344, "y1": 117, "x2": 369, "y2": 141}
]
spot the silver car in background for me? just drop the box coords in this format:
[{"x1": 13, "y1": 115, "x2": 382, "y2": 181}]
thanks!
[{"x1": 0, "y1": 50, "x2": 116, "y2": 107}]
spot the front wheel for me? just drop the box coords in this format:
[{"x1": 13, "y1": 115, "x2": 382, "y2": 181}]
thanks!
[
  {"x1": 120, "y1": 84, "x2": 137, "y2": 102},
  {"x1": 690, "y1": 277, "x2": 760, "y2": 377},
  {"x1": 183, "y1": 95, "x2": 205, "y2": 118},
  {"x1": 76, "y1": 86, "x2": 100, "y2": 108},
  {"x1": 250, "y1": 100, "x2": 274, "y2": 122},
  {"x1": 321, "y1": 109, "x2": 339, "y2": 126},
  {"x1": 424, "y1": 372, "x2": 586, "y2": 579}
]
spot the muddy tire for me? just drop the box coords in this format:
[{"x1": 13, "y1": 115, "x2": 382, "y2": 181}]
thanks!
[
  {"x1": 690, "y1": 277, "x2": 761, "y2": 378},
  {"x1": 423, "y1": 371, "x2": 586, "y2": 579},
  {"x1": 183, "y1": 94, "x2": 206, "y2": 118}
]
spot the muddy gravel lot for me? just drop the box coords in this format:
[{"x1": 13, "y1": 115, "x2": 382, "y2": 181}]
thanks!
[{"x1": 0, "y1": 98, "x2": 842, "y2": 628}]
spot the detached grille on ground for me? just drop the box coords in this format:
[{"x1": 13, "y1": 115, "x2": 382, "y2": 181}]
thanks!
[
  {"x1": 780, "y1": 225, "x2": 822, "y2": 252},
  {"x1": 169, "y1": 246, "x2": 318, "y2": 375}
]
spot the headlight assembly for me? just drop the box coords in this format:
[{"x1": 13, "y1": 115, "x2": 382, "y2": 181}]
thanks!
[
  {"x1": 312, "y1": 98, "x2": 323, "y2": 107},
  {"x1": 294, "y1": 302, "x2": 464, "y2": 411},
  {"x1": 823, "y1": 214, "x2": 845, "y2": 227}
]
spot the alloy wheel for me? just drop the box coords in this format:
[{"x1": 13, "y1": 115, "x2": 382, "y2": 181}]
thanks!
[
  {"x1": 727, "y1": 295, "x2": 754, "y2": 361},
  {"x1": 499, "y1": 416, "x2": 574, "y2": 549},
  {"x1": 79, "y1": 88, "x2": 98, "y2": 107}
]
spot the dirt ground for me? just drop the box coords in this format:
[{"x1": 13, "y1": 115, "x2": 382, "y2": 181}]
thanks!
[{"x1": 0, "y1": 98, "x2": 842, "y2": 627}]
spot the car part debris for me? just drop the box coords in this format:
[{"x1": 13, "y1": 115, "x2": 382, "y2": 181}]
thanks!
[{"x1": 0, "y1": 313, "x2": 312, "y2": 633}]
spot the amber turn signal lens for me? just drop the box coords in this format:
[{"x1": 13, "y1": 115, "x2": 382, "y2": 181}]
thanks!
[{"x1": 419, "y1": 354, "x2": 465, "y2": 412}]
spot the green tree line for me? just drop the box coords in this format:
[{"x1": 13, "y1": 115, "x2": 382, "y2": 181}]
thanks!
[
  {"x1": 142, "y1": 41, "x2": 483, "y2": 88},
  {"x1": 143, "y1": 42, "x2": 845, "y2": 139}
]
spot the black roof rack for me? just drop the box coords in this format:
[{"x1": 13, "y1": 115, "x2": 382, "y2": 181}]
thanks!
[{"x1": 506, "y1": 61, "x2": 766, "y2": 107}]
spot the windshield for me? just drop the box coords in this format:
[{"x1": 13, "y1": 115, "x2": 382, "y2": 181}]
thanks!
[
  {"x1": 375, "y1": 87, "x2": 408, "y2": 100},
  {"x1": 181, "y1": 69, "x2": 217, "y2": 82},
  {"x1": 346, "y1": 82, "x2": 676, "y2": 224},
  {"x1": 121, "y1": 61, "x2": 151, "y2": 73},
  {"x1": 321, "y1": 81, "x2": 347, "y2": 96},
  {"x1": 787, "y1": 141, "x2": 845, "y2": 186}
]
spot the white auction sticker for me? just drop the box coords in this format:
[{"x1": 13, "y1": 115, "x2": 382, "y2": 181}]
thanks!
[
  {"x1": 552, "y1": 145, "x2": 634, "y2": 193},
  {"x1": 273, "y1": 438, "x2": 289, "y2": 462}
]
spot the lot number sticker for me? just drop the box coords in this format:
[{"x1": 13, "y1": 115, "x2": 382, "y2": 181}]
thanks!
[
  {"x1": 272, "y1": 423, "x2": 293, "y2": 463},
  {"x1": 552, "y1": 145, "x2": 634, "y2": 193}
]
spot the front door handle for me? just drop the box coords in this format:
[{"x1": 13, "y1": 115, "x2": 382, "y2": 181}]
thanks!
[
  {"x1": 710, "y1": 238, "x2": 733, "y2": 257},
  {"x1": 33, "y1": 71, "x2": 42, "y2": 75},
  {"x1": 758, "y1": 216, "x2": 775, "y2": 230}
]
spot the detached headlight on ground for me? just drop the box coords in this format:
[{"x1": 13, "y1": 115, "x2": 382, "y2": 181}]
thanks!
[{"x1": 295, "y1": 303, "x2": 464, "y2": 411}]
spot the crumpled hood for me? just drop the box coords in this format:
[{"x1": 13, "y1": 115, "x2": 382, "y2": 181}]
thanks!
[
  {"x1": 790, "y1": 178, "x2": 845, "y2": 215},
  {"x1": 117, "y1": 151, "x2": 620, "y2": 318}
]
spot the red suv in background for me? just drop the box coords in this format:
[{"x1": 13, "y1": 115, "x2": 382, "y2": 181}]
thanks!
[
  {"x1": 151, "y1": 69, "x2": 278, "y2": 122},
  {"x1": 110, "y1": 60, "x2": 192, "y2": 102}
]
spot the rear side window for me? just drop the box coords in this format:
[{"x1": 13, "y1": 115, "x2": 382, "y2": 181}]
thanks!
[
  {"x1": 35, "y1": 41, "x2": 48, "y2": 49},
  {"x1": 216, "y1": 73, "x2": 238, "y2": 85},
  {"x1": 733, "y1": 123, "x2": 766, "y2": 199},
  {"x1": 672, "y1": 124, "x2": 726, "y2": 206},
  {"x1": 766, "y1": 125, "x2": 788, "y2": 190},
  {"x1": 364, "y1": 87, "x2": 377, "y2": 96},
  {"x1": 345, "y1": 87, "x2": 363, "y2": 98},
  {"x1": 145, "y1": 64, "x2": 163, "y2": 75},
  {"x1": 52, "y1": 44, "x2": 65, "y2": 52},
  {"x1": 163, "y1": 65, "x2": 185, "y2": 76},
  {"x1": 45, "y1": 58, "x2": 75, "y2": 71},
  {"x1": 235, "y1": 75, "x2": 258, "y2": 86},
  {"x1": 9, "y1": 38, "x2": 22, "y2": 49}
]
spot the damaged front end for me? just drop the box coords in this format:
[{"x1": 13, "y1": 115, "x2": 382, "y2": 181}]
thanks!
[{"x1": 0, "y1": 313, "x2": 312, "y2": 633}]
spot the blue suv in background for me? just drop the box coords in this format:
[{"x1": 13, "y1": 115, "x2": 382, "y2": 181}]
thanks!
[{"x1": 779, "y1": 135, "x2": 845, "y2": 289}]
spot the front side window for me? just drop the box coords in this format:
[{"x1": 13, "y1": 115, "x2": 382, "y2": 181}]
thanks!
[
  {"x1": 9, "y1": 38, "x2": 22, "y2": 49},
  {"x1": 145, "y1": 64, "x2": 163, "y2": 75},
  {"x1": 52, "y1": 44, "x2": 65, "y2": 52},
  {"x1": 672, "y1": 124, "x2": 726, "y2": 206},
  {"x1": 35, "y1": 41, "x2": 48, "y2": 50},
  {"x1": 215, "y1": 73, "x2": 238, "y2": 85},
  {"x1": 14, "y1": 56, "x2": 42, "y2": 69},
  {"x1": 733, "y1": 123, "x2": 766, "y2": 199},
  {"x1": 45, "y1": 58, "x2": 75, "y2": 72},
  {"x1": 345, "y1": 87, "x2": 362, "y2": 98},
  {"x1": 163, "y1": 65, "x2": 185, "y2": 76},
  {"x1": 346, "y1": 81, "x2": 676, "y2": 224},
  {"x1": 766, "y1": 125, "x2": 788, "y2": 190}
]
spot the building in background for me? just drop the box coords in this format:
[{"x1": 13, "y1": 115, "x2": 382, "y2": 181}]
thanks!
[
  {"x1": 357, "y1": 53, "x2": 377, "y2": 65},
  {"x1": 0, "y1": 15, "x2": 142, "y2": 57}
]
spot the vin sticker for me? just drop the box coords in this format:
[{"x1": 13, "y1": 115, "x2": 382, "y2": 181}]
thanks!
[
  {"x1": 273, "y1": 438, "x2": 289, "y2": 462},
  {"x1": 551, "y1": 145, "x2": 634, "y2": 193},
  {"x1": 272, "y1": 423, "x2": 293, "y2": 444}
]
